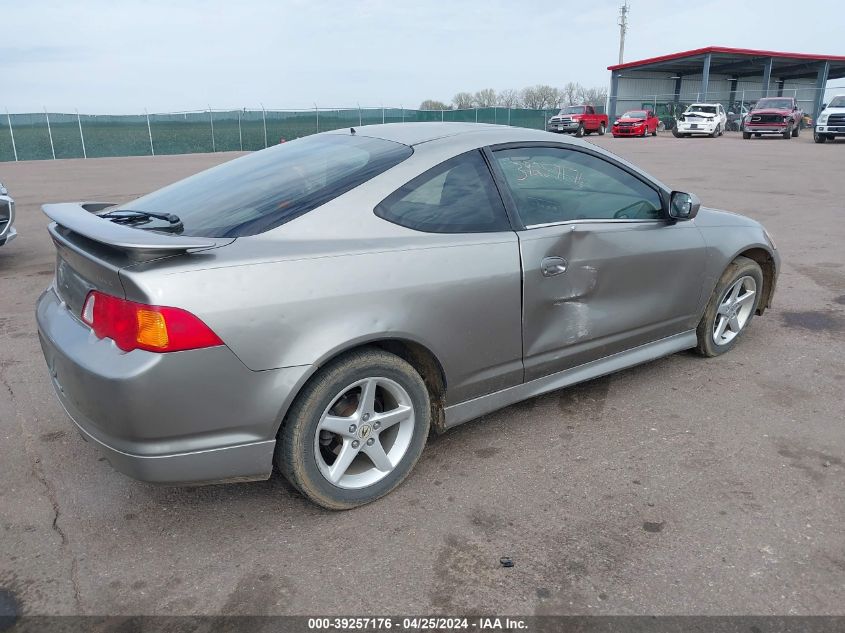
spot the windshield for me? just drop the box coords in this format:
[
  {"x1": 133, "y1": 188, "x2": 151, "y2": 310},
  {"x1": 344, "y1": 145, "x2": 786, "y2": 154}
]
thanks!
[
  {"x1": 559, "y1": 106, "x2": 586, "y2": 115},
  {"x1": 687, "y1": 105, "x2": 717, "y2": 114},
  {"x1": 755, "y1": 98, "x2": 793, "y2": 110},
  {"x1": 115, "y1": 134, "x2": 412, "y2": 237},
  {"x1": 828, "y1": 96, "x2": 845, "y2": 108},
  {"x1": 621, "y1": 111, "x2": 647, "y2": 120}
]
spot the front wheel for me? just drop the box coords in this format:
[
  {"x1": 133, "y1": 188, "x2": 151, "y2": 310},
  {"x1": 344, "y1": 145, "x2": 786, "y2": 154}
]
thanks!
[
  {"x1": 598, "y1": 122, "x2": 606, "y2": 136},
  {"x1": 673, "y1": 128, "x2": 683, "y2": 138},
  {"x1": 814, "y1": 131, "x2": 827, "y2": 143},
  {"x1": 275, "y1": 348, "x2": 431, "y2": 509},
  {"x1": 710, "y1": 124, "x2": 721, "y2": 138},
  {"x1": 783, "y1": 125, "x2": 792, "y2": 139},
  {"x1": 792, "y1": 124, "x2": 800, "y2": 138},
  {"x1": 575, "y1": 123, "x2": 585, "y2": 138},
  {"x1": 694, "y1": 256, "x2": 763, "y2": 357}
]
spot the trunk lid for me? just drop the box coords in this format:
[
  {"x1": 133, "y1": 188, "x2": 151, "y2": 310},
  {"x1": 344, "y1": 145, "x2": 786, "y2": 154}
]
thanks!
[{"x1": 44, "y1": 202, "x2": 233, "y2": 315}]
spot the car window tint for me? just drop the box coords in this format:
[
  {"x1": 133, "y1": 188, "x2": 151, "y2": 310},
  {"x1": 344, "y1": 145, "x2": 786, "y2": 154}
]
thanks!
[
  {"x1": 493, "y1": 147, "x2": 663, "y2": 227},
  {"x1": 113, "y1": 134, "x2": 413, "y2": 237},
  {"x1": 375, "y1": 150, "x2": 511, "y2": 233}
]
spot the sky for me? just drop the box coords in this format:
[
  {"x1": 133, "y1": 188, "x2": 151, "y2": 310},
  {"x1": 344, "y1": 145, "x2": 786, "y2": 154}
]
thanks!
[{"x1": 2, "y1": 0, "x2": 844, "y2": 114}]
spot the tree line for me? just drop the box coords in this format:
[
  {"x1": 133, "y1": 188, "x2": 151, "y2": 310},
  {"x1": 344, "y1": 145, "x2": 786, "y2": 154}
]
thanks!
[{"x1": 419, "y1": 83, "x2": 609, "y2": 111}]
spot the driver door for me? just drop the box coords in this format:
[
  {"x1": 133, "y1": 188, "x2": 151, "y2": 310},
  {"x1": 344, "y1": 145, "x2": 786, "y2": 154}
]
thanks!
[{"x1": 490, "y1": 145, "x2": 707, "y2": 381}]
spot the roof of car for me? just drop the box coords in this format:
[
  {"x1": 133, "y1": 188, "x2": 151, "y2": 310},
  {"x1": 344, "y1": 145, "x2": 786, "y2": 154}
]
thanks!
[{"x1": 324, "y1": 122, "x2": 555, "y2": 147}]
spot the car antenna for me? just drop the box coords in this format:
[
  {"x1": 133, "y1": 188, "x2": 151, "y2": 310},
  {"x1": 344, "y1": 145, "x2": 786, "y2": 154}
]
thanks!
[{"x1": 350, "y1": 127, "x2": 356, "y2": 135}]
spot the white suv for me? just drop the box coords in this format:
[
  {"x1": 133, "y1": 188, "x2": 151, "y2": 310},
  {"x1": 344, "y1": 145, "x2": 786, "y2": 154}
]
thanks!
[
  {"x1": 674, "y1": 103, "x2": 728, "y2": 138},
  {"x1": 0, "y1": 182, "x2": 16, "y2": 247},
  {"x1": 814, "y1": 95, "x2": 845, "y2": 143}
]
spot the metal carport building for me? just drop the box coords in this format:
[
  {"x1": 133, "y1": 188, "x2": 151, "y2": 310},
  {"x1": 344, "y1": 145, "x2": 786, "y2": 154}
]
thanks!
[{"x1": 607, "y1": 46, "x2": 845, "y2": 121}]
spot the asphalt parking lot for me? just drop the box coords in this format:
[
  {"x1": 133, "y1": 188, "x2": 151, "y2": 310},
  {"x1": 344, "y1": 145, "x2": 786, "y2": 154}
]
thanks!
[{"x1": 1, "y1": 130, "x2": 844, "y2": 617}]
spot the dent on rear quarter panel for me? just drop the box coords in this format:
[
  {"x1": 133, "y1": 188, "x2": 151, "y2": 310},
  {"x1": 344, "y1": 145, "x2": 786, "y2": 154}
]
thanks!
[{"x1": 126, "y1": 236, "x2": 525, "y2": 406}]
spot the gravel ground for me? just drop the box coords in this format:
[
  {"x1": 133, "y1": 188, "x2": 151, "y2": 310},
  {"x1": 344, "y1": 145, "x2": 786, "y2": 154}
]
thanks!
[{"x1": 0, "y1": 131, "x2": 843, "y2": 617}]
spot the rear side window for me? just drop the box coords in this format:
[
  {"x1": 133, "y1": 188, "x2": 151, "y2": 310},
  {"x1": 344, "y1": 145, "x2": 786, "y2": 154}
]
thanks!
[
  {"x1": 375, "y1": 150, "x2": 511, "y2": 233},
  {"x1": 114, "y1": 134, "x2": 412, "y2": 237}
]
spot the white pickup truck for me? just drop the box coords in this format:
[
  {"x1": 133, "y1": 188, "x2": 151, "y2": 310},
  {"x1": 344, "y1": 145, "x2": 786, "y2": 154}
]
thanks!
[
  {"x1": 814, "y1": 95, "x2": 845, "y2": 143},
  {"x1": 0, "y1": 181, "x2": 17, "y2": 247}
]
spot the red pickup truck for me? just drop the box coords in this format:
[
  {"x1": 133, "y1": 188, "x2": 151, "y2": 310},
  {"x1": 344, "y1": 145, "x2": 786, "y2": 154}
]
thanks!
[
  {"x1": 742, "y1": 97, "x2": 803, "y2": 139},
  {"x1": 547, "y1": 105, "x2": 608, "y2": 137}
]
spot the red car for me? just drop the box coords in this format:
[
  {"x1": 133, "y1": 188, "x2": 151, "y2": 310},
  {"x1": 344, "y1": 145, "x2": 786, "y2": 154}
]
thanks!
[{"x1": 612, "y1": 110, "x2": 659, "y2": 137}]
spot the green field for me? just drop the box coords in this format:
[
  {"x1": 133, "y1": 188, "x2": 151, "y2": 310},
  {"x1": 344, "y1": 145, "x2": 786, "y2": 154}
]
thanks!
[{"x1": 0, "y1": 108, "x2": 553, "y2": 162}]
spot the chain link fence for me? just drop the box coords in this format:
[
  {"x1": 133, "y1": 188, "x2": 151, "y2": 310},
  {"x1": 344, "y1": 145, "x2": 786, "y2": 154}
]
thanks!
[{"x1": 1, "y1": 107, "x2": 573, "y2": 162}]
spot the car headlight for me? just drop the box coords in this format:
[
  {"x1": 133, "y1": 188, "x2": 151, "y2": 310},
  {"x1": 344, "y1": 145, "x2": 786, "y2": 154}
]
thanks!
[
  {"x1": 614, "y1": 120, "x2": 620, "y2": 125},
  {"x1": 819, "y1": 114, "x2": 829, "y2": 124}
]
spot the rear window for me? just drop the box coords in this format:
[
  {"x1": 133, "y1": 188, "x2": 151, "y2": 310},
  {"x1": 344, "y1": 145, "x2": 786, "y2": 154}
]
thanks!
[{"x1": 114, "y1": 134, "x2": 412, "y2": 237}]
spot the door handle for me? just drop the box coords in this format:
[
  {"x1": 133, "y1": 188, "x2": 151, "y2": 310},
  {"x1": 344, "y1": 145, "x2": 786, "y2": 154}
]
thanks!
[{"x1": 541, "y1": 256, "x2": 567, "y2": 277}]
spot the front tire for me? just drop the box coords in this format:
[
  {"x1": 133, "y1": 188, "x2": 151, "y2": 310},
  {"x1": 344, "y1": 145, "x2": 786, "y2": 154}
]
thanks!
[
  {"x1": 673, "y1": 128, "x2": 683, "y2": 138},
  {"x1": 814, "y1": 131, "x2": 827, "y2": 143},
  {"x1": 575, "y1": 123, "x2": 585, "y2": 138},
  {"x1": 694, "y1": 256, "x2": 763, "y2": 357},
  {"x1": 275, "y1": 348, "x2": 431, "y2": 509},
  {"x1": 598, "y1": 122, "x2": 606, "y2": 136},
  {"x1": 783, "y1": 125, "x2": 792, "y2": 139},
  {"x1": 792, "y1": 123, "x2": 800, "y2": 137}
]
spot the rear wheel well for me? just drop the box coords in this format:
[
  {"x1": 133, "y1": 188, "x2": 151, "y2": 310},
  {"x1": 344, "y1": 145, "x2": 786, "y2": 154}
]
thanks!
[
  {"x1": 370, "y1": 340, "x2": 447, "y2": 433},
  {"x1": 280, "y1": 339, "x2": 448, "y2": 437},
  {"x1": 737, "y1": 248, "x2": 776, "y2": 315}
]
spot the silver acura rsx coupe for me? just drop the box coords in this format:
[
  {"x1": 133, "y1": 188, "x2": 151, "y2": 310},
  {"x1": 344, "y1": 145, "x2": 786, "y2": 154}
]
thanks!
[{"x1": 36, "y1": 123, "x2": 779, "y2": 509}]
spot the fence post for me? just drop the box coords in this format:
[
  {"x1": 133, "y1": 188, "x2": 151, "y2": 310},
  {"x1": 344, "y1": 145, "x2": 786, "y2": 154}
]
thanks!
[
  {"x1": 44, "y1": 108, "x2": 56, "y2": 160},
  {"x1": 401, "y1": 107, "x2": 405, "y2": 123},
  {"x1": 76, "y1": 109, "x2": 87, "y2": 159},
  {"x1": 357, "y1": 103, "x2": 362, "y2": 127},
  {"x1": 5, "y1": 109, "x2": 17, "y2": 162},
  {"x1": 382, "y1": 106, "x2": 385, "y2": 124},
  {"x1": 313, "y1": 103, "x2": 319, "y2": 133},
  {"x1": 145, "y1": 109, "x2": 155, "y2": 156},
  {"x1": 441, "y1": 109, "x2": 444, "y2": 122},
  {"x1": 208, "y1": 107, "x2": 216, "y2": 152},
  {"x1": 508, "y1": 108, "x2": 511, "y2": 126},
  {"x1": 261, "y1": 103, "x2": 268, "y2": 148},
  {"x1": 475, "y1": 108, "x2": 478, "y2": 123},
  {"x1": 238, "y1": 110, "x2": 243, "y2": 151}
]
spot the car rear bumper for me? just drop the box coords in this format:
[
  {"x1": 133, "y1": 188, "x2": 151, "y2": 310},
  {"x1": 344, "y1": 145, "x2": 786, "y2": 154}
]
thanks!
[{"x1": 36, "y1": 286, "x2": 311, "y2": 484}]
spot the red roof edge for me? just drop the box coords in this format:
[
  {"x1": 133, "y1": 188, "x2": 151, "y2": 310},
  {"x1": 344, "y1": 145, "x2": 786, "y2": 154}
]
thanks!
[{"x1": 607, "y1": 46, "x2": 845, "y2": 71}]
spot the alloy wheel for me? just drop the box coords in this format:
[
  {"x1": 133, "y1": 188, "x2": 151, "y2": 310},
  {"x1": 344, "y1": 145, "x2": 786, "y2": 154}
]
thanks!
[
  {"x1": 314, "y1": 377, "x2": 415, "y2": 489},
  {"x1": 712, "y1": 275, "x2": 757, "y2": 346}
]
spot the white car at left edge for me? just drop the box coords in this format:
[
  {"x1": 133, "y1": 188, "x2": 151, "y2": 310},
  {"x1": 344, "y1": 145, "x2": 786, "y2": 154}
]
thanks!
[{"x1": 1, "y1": 181, "x2": 17, "y2": 247}]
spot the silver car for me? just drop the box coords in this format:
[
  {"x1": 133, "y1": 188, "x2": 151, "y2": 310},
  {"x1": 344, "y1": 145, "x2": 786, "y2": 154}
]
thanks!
[
  {"x1": 0, "y1": 181, "x2": 16, "y2": 247},
  {"x1": 36, "y1": 123, "x2": 780, "y2": 509}
]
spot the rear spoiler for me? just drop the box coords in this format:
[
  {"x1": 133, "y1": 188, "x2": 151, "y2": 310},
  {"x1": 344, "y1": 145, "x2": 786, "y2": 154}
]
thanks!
[{"x1": 42, "y1": 202, "x2": 231, "y2": 253}]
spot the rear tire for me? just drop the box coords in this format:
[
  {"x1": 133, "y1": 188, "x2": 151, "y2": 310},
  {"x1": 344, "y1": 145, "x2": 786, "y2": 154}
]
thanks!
[
  {"x1": 275, "y1": 348, "x2": 431, "y2": 509},
  {"x1": 694, "y1": 256, "x2": 763, "y2": 358}
]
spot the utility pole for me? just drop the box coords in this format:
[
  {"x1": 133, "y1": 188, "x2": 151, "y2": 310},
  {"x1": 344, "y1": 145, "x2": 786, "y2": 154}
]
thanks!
[{"x1": 617, "y1": 2, "x2": 630, "y2": 65}]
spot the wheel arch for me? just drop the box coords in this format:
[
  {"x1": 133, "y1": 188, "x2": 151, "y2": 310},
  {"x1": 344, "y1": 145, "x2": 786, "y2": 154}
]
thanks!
[
  {"x1": 735, "y1": 247, "x2": 777, "y2": 315},
  {"x1": 275, "y1": 336, "x2": 449, "y2": 437}
]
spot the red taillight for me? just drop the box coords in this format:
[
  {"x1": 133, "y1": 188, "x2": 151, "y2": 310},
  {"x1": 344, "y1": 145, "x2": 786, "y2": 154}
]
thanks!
[{"x1": 81, "y1": 291, "x2": 223, "y2": 353}]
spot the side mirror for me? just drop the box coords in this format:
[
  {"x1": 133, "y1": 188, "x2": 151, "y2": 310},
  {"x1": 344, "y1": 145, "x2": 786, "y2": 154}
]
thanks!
[{"x1": 669, "y1": 191, "x2": 700, "y2": 221}]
